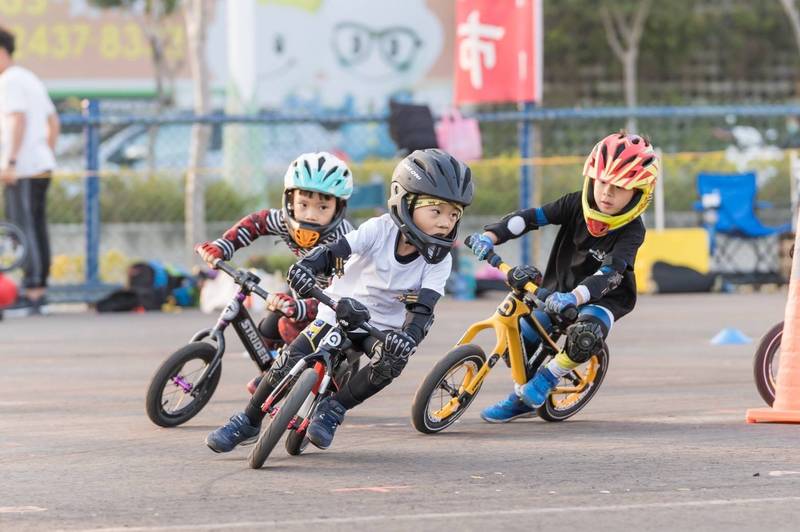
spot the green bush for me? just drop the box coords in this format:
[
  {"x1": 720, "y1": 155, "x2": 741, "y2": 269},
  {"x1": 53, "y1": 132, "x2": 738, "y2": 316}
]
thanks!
[
  {"x1": 27, "y1": 152, "x2": 791, "y2": 225},
  {"x1": 41, "y1": 174, "x2": 255, "y2": 223}
]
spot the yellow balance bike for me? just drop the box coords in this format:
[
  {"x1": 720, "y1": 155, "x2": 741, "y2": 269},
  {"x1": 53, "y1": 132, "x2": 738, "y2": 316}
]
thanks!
[{"x1": 411, "y1": 238, "x2": 609, "y2": 434}]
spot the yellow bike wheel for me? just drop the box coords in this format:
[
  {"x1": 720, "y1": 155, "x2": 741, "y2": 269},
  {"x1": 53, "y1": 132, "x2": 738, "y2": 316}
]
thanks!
[
  {"x1": 537, "y1": 344, "x2": 609, "y2": 422},
  {"x1": 411, "y1": 344, "x2": 486, "y2": 434}
]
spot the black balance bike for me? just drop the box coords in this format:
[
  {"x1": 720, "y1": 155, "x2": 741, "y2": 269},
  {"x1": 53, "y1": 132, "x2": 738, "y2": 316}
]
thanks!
[
  {"x1": 248, "y1": 287, "x2": 384, "y2": 469},
  {"x1": 146, "y1": 260, "x2": 286, "y2": 427}
]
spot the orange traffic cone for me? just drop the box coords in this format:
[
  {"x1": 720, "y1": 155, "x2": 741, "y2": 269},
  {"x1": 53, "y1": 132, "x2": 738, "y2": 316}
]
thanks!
[{"x1": 747, "y1": 223, "x2": 800, "y2": 423}]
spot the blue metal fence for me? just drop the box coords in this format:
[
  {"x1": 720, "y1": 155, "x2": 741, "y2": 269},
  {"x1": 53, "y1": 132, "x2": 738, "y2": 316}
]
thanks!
[{"x1": 50, "y1": 101, "x2": 800, "y2": 289}]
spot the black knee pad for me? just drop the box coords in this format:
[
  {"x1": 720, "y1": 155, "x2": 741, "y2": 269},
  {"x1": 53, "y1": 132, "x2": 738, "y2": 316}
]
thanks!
[
  {"x1": 265, "y1": 348, "x2": 293, "y2": 387},
  {"x1": 565, "y1": 319, "x2": 605, "y2": 364},
  {"x1": 265, "y1": 332, "x2": 315, "y2": 387}
]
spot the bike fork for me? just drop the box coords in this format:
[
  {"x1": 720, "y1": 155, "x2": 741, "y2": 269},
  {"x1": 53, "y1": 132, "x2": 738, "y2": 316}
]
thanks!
[
  {"x1": 261, "y1": 360, "x2": 309, "y2": 415},
  {"x1": 289, "y1": 363, "x2": 328, "y2": 430},
  {"x1": 434, "y1": 352, "x2": 501, "y2": 420}
]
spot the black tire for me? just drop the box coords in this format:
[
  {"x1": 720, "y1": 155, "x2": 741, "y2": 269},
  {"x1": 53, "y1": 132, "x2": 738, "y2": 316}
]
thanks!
[
  {"x1": 0, "y1": 222, "x2": 27, "y2": 273},
  {"x1": 286, "y1": 357, "x2": 359, "y2": 456},
  {"x1": 145, "y1": 342, "x2": 221, "y2": 427},
  {"x1": 411, "y1": 344, "x2": 487, "y2": 434},
  {"x1": 754, "y1": 321, "x2": 783, "y2": 407},
  {"x1": 249, "y1": 368, "x2": 318, "y2": 469},
  {"x1": 537, "y1": 345, "x2": 610, "y2": 422}
]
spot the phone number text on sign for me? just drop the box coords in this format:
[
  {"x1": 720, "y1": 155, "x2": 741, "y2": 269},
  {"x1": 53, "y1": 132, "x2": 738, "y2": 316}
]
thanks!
[{"x1": 8, "y1": 23, "x2": 185, "y2": 62}]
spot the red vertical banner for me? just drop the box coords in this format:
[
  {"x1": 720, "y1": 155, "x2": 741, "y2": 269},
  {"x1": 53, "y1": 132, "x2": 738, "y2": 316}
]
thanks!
[{"x1": 454, "y1": 0, "x2": 542, "y2": 105}]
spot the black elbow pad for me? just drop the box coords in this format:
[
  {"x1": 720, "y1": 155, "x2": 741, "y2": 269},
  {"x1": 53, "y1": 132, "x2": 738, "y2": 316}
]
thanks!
[
  {"x1": 484, "y1": 209, "x2": 539, "y2": 245},
  {"x1": 401, "y1": 288, "x2": 441, "y2": 343}
]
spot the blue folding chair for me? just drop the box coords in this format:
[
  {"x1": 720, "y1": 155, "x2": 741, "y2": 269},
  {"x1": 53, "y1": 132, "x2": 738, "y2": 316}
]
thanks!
[{"x1": 695, "y1": 172, "x2": 791, "y2": 282}]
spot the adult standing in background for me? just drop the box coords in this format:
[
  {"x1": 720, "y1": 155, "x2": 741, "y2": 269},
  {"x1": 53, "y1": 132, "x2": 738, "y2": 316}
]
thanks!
[{"x1": 0, "y1": 26, "x2": 59, "y2": 314}]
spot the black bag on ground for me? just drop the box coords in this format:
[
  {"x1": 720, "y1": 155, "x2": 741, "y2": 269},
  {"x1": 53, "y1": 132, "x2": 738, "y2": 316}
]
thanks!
[
  {"x1": 651, "y1": 261, "x2": 715, "y2": 293},
  {"x1": 127, "y1": 262, "x2": 170, "y2": 310},
  {"x1": 95, "y1": 290, "x2": 141, "y2": 312}
]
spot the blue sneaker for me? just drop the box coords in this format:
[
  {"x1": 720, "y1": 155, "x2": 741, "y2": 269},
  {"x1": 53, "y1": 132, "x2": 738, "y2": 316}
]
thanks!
[
  {"x1": 519, "y1": 367, "x2": 560, "y2": 408},
  {"x1": 480, "y1": 392, "x2": 536, "y2": 423},
  {"x1": 307, "y1": 397, "x2": 347, "y2": 450},
  {"x1": 205, "y1": 412, "x2": 260, "y2": 453}
]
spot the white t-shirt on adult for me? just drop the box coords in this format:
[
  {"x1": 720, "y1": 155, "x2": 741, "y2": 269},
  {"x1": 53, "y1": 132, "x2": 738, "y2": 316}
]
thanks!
[
  {"x1": 0, "y1": 65, "x2": 56, "y2": 177},
  {"x1": 316, "y1": 214, "x2": 452, "y2": 332}
]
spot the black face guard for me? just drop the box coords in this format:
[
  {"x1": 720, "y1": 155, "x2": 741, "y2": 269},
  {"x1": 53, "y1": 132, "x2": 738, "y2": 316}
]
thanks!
[{"x1": 391, "y1": 198, "x2": 459, "y2": 265}]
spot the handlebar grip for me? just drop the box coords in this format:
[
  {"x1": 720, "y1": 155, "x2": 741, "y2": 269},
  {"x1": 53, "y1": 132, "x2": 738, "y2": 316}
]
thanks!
[
  {"x1": 214, "y1": 260, "x2": 236, "y2": 277},
  {"x1": 251, "y1": 285, "x2": 270, "y2": 300},
  {"x1": 360, "y1": 322, "x2": 387, "y2": 343},
  {"x1": 562, "y1": 305, "x2": 578, "y2": 321},
  {"x1": 309, "y1": 286, "x2": 336, "y2": 310},
  {"x1": 485, "y1": 250, "x2": 502, "y2": 268}
]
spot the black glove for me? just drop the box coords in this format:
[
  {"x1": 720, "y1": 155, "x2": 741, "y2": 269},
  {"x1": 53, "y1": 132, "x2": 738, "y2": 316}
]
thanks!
[
  {"x1": 287, "y1": 263, "x2": 316, "y2": 298},
  {"x1": 507, "y1": 265, "x2": 543, "y2": 291},
  {"x1": 383, "y1": 330, "x2": 417, "y2": 360},
  {"x1": 335, "y1": 297, "x2": 371, "y2": 331}
]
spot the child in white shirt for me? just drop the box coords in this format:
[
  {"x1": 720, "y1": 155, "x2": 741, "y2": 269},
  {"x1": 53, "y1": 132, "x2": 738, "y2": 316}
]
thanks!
[{"x1": 206, "y1": 149, "x2": 474, "y2": 453}]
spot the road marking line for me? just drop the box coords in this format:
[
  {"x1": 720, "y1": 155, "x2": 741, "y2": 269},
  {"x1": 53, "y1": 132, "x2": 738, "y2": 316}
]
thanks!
[
  {"x1": 331, "y1": 485, "x2": 412, "y2": 493},
  {"x1": 79, "y1": 496, "x2": 800, "y2": 531},
  {"x1": 0, "y1": 506, "x2": 47, "y2": 514},
  {"x1": 769, "y1": 470, "x2": 800, "y2": 477}
]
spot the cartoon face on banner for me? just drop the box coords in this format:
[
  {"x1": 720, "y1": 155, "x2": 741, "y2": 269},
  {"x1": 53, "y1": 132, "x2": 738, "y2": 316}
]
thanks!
[
  {"x1": 206, "y1": 2, "x2": 325, "y2": 107},
  {"x1": 316, "y1": 0, "x2": 444, "y2": 109}
]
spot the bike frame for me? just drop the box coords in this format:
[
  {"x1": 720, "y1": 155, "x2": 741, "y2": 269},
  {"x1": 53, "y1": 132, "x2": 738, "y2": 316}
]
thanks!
[
  {"x1": 432, "y1": 257, "x2": 599, "y2": 421},
  {"x1": 259, "y1": 326, "x2": 347, "y2": 417},
  {"x1": 182, "y1": 263, "x2": 277, "y2": 395}
]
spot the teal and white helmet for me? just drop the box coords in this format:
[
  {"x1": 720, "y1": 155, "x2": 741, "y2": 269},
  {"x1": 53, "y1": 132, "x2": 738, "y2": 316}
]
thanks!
[
  {"x1": 282, "y1": 152, "x2": 353, "y2": 248},
  {"x1": 283, "y1": 151, "x2": 353, "y2": 199}
]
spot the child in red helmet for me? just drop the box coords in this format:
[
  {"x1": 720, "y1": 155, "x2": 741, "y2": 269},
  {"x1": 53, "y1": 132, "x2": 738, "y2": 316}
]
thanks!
[{"x1": 468, "y1": 132, "x2": 659, "y2": 421}]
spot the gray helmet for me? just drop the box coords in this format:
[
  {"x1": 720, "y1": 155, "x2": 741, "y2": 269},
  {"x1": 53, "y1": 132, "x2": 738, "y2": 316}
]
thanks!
[{"x1": 387, "y1": 149, "x2": 474, "y2": 264}]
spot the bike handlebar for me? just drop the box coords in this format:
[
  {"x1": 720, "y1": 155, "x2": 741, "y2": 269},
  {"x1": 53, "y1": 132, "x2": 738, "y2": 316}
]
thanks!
[
  {"x1": 309, "y1": 286, "x2": 387, "y2": 343},
  {"x1": 211, "y1": 258, "x2": 271, "y2": 301},
  {"x1": 463, "y1": 235, "x2": 578, "y2": 322}
]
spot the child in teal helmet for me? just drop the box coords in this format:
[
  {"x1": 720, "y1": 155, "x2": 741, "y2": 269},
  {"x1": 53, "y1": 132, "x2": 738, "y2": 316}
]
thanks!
[{"x1": 196, "y1": 152, "x2": 355, "y2": 393}]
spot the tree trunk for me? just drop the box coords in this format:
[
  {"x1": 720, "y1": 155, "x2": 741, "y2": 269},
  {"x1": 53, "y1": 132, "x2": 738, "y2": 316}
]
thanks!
[
  {"x1": 624, "y1": 49, "x2": 637, "y2": 133},
  {"x1": 781, "y1": 0, "x2": 800, "y2": 55},
  {"x1": 183, "y1": 0, "x2": 211, "y2": 261},
  {"x1": 601, "y1": 0, "x2": 651, "y2": 135},
  {"x1": 145, "y1": 28, "x2": 165, "y2": 177}
]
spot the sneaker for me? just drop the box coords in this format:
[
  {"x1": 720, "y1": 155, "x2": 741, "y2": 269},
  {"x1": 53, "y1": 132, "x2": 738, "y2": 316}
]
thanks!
[
  {"x1": 306, "y1": 397, "x2": 346, "y2": 450},
  {"x1": 205, "y1": 412, "x2": 260, "y2": 453},
  {"x1": 480, "y1": 391, "x2": 536, "y2": 423},
  {"x1": 246, "y1": 373, "x2": 265, "y2": 395},
  {"x1": 519, "y1": 366, "x2": 560, "y2": 408}
]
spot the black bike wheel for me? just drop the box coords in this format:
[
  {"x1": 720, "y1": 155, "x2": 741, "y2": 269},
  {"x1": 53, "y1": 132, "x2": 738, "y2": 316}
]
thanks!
[
  {"x1": 537, "y1": 345, "x2": 609, "y2": 422},
  {"x1": 754, "y1": 321, "x2": 783, "y2": 407},
  {"x1": 249, "y1": 368, "x2": 318, "y2": 469},
  {"x1": 411, "y1": 344, "x2": 486, "y2": 434},
  {"x1": 0, "y1": 222, "x2": 27, "y2": 273},
  {"x1": 145, "y1": 342, "x2": 221, "y2": 427}
]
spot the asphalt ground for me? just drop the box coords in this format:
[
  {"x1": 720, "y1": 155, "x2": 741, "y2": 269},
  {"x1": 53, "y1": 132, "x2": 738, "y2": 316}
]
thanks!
[{"x1": 2, "y1": 290, "x2": 800, "y2": 531}]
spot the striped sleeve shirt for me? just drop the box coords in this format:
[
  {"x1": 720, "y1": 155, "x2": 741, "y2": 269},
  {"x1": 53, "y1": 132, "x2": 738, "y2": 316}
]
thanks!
[{"x1": 212, "y1": 208, "x2": 354, "y2": 288}]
